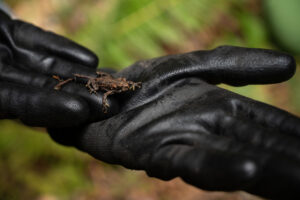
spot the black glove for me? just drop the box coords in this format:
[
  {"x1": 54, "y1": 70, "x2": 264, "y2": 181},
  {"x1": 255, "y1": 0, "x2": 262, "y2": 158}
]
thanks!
[
  {"x1": 49, "y1": 46, "x2": 299, "y2": 200},
  {"x1": 0, "y1": 10, "x2": 119, "y2": 127}
]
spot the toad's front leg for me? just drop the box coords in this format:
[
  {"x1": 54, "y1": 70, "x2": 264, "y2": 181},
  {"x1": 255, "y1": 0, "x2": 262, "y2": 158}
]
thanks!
[
  {"x1": 86, "y1": 80, "x2": 98, "y2": 94},
  {"x1": 102, "y1": 90, "x2": 115, "y2": 113}
]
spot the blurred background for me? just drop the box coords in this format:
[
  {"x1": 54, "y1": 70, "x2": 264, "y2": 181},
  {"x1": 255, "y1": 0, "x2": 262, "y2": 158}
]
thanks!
[{"x1": 0, "y1": 0, "x2": 299, "y2": 199}]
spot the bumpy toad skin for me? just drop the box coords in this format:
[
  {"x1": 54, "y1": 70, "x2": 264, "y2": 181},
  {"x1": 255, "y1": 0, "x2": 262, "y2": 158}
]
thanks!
[{"x1": 53, "y1": 71, "x2": 142, "y2": 113}]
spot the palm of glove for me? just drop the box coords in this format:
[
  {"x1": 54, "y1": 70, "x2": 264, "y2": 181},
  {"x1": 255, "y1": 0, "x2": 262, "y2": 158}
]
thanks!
[{"x1": 50, "y1": 46, "x2": 300, "y2": 200}]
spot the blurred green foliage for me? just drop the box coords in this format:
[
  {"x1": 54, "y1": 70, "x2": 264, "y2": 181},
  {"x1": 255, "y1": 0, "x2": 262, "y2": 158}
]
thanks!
[
  {"x1": 0, "y1": 121, "x2": 92, "y2": 199},
  {"x1": 263, "y1": 0, "x2": 300, "y2": 54},
  {"x1": 70, "y1": 0, "x2": 229, "y2": 68},
  {"x1": 1, "y1": 0, "x2": 300, "y2": 199}
]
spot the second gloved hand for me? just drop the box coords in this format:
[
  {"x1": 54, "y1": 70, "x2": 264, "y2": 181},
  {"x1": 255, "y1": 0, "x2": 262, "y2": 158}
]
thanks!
[
  {"x1": 49, "y1": 46, "x2": 300, "y2": 200},
  {"x1": 0, "y1": 10, "x2": 118, "y2": 127}
]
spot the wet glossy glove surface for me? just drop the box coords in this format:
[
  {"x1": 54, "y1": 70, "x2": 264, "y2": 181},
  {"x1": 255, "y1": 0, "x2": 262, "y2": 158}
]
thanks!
[
  {"x1": 49, "y1": 46, "x2": 299, "y2": 200},
  {"x1": 0, "y1": 10, "x2": 117, "y2": 127}
]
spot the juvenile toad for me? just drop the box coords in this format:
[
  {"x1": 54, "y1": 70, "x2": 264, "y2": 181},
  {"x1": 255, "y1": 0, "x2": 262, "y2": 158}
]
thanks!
[{"x1": 53, "y1": 71, "x2": 142, "y2": 113}]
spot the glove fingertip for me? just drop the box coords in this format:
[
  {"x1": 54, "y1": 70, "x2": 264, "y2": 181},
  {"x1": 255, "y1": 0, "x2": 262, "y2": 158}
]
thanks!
[
  {"x1": 280, "y1": 54, "x2": 296, "y2": 80},
  {"x1": 62, "y1": 96, "x2": 90, "y2": 123},
  {"x1": 74, "y1": 46, "x2": 99, "y2": 68},
  {"x1": 0, "y1": 9, "x2": 11, "y2": 20},
  {"x1": 209, "y1": 46, "x2": 297, "y2": 85},
  {"x1": 11, "y1": 19, "x2": 99, "y2": 68},
  {"x1": 258, "y1": 50, "x2": 296, "y2": 84},
  {"x1": 47, "y1": 128, "x2": 78, "y2": 146},
  {"x1": 50, "y1": 95, "x2": 91, "y2": 127}
]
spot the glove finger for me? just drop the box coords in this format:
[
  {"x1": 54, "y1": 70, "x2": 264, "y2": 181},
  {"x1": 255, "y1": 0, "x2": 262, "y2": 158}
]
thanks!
[
  {"x1": 12, "y1": 48, "x2": 97, "y2": 78},
  {"x1": 246, "y1": 155, "x2": 300, "y2": 200},
  {"x1": 0, "y1": 10, "x2": 11, "y2": 21},
  {"x1": 147, "y1": 141, "x2": 300, "y2": 200},
  {"x1": 124, "y1": 46, "x2": 295, "y2": 86},
  {"x1": 10, "y1": 20, "x2": 98, "y2": 68},
  {"x1": 204, "y1": 46, "x2": 296, "y2": 85},
  {"x1": 0, "y1": 66, "x2": 118, "y2": 121},
  {"x1": 47, "y1": 113, "x2": 300, "y2": 199},
  {"x1": 0, "y1": 81, "x2": 90, "y2": 127},
  {"x1": 232, "y1": 97, "x2": 300, "y2": 137},
  {"x1": 216, "y1": 113, "x2": 300, "y2": 161}
]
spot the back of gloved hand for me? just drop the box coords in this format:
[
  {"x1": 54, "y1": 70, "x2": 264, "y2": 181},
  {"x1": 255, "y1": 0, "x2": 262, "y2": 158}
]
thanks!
[
  {"x1": 0, "y1": 10, "x2": 119, "y2": 127},
  {"x1": 49, "y1": 46, "x2": 300, "y2": 200}
]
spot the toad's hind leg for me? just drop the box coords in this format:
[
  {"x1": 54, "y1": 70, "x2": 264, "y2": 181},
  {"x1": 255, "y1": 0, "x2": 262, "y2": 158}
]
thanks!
[
  {"x1": 74, "y1": 74, "x2": 94, "y2": 79},
  {"x1": 128, "y1": 81, "x2": 142, "y2": 90},
  {"x1": 102, "y1": 90, "x2": 115, "y2": 113},
  {"x1": 53, "y1": 76, "x2": 74, "y2": 90}
]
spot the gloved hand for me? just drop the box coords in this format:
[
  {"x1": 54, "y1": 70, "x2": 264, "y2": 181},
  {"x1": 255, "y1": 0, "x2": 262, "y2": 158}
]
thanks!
[
  {"x1": 0, "y1": 10, "x2": 118, "y2": 127},
  {"x1": 49, "y1": 46, "x2": 300, "y2": 200}
]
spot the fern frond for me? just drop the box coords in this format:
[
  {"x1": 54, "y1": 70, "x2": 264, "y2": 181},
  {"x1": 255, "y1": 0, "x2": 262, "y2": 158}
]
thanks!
[{"x1": 72, "y1": 0, "x2": 232, "y2": 68}]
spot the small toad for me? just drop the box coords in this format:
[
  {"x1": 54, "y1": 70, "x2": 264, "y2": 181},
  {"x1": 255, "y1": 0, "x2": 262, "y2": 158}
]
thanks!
[{"x1": 53, "y1": 71, "x2": 142, "y2": 113}]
